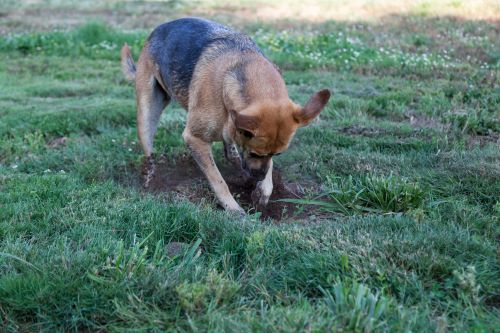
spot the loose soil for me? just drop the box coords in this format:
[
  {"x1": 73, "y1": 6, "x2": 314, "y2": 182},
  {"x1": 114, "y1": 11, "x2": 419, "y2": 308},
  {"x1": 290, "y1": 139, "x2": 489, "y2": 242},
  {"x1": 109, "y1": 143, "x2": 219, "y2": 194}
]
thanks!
[{"x1": 140, "y1": 154, "x2": 315, "y2": 221}]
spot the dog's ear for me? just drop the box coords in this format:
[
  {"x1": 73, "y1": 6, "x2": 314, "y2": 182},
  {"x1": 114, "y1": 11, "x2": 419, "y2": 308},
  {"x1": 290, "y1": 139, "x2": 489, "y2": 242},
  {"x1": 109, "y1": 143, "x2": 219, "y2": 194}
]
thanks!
[
  {"x1": 294, "y1": 89, "x2": 331, "y2": 126},
  {"x1": 230, "y1": 110, "x2": 259, "y2": 138}
]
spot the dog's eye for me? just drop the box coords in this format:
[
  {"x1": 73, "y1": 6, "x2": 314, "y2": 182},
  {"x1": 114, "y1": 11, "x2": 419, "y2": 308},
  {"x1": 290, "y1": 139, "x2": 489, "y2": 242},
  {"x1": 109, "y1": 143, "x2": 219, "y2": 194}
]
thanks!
[{"x1": 239, "y1": 130, "x2": 254, "y2": 139}]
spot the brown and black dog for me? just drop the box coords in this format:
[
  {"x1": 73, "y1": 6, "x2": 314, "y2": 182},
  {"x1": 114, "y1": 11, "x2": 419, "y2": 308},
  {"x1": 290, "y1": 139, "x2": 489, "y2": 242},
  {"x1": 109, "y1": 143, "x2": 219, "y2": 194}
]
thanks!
[{"x1": 121, "y1": 17, "x2": 330, "y2": 215}]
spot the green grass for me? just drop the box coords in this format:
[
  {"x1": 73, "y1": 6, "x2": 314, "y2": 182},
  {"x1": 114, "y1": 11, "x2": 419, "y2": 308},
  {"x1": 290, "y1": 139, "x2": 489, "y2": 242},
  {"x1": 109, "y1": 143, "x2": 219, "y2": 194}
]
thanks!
[
  {"x1": 284, "y1": 174, "x2": 425, "y2": 215},
  {"x1": 0, "y1": 5, "x2": 499, "y2": 332}
]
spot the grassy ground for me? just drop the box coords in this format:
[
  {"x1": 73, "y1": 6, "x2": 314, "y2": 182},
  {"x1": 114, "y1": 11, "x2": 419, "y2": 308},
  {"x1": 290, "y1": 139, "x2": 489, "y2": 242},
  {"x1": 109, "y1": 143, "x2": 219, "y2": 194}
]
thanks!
[{"x1": 1, "y1": 1, "x2": 499, "y2": 332}]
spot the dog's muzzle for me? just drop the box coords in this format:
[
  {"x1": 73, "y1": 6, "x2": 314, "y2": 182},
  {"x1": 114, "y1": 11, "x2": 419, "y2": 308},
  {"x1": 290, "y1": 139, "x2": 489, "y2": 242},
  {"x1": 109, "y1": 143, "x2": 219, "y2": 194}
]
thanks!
[
  {"x1": 241, "y1": 152, "x2": 268, "y2": 181},
  {"x1": 249, "y1": 167, "x2": 267, "y2": 181}
]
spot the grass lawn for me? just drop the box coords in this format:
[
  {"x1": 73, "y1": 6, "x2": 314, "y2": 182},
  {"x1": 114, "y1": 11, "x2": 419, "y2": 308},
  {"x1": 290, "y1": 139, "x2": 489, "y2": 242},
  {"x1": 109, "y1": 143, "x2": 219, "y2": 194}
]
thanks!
[{"x1": 0, "y1": 1, "x2": 499, "y2": 332}]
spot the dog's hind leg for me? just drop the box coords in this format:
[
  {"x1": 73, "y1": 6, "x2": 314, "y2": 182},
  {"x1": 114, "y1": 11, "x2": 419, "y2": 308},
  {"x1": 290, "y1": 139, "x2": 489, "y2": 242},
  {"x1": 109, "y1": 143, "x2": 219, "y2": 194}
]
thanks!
[
  {"x1": 135, "y1": 48, "x2": 170, "y2": 187},
  {"x1": 136, "y1": 76, "x2": 170, "y2": 157},
  {"x1": 136, "y1": 77, "x2": 169, "y2": 187}
]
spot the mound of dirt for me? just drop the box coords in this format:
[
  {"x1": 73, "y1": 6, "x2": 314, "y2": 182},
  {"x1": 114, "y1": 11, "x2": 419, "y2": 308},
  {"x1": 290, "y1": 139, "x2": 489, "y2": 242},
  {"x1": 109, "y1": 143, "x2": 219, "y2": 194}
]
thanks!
[{"x1": 140, "y1": 154, "x2": 313, "y2": 221}]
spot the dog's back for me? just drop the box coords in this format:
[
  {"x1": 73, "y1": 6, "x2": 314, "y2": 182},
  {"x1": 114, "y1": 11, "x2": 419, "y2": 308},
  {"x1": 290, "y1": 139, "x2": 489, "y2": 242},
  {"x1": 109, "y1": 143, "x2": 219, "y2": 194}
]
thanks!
[{"x1": 147, "y1": 18, "x2": 263, "y2": 105}]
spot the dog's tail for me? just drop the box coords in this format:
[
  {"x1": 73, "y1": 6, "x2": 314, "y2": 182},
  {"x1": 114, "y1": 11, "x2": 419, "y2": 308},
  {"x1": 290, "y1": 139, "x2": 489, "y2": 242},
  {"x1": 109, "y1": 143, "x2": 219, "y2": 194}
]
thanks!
[{"x1": 121, "y1": 43, "x2": 136, "y2": 83}]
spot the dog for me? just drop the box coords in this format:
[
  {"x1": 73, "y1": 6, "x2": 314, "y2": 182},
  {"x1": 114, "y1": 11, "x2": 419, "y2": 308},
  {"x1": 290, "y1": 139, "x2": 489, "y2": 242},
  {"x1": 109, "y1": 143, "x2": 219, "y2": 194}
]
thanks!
[{"x1": 121, "y1": 17, "x2": 330, "y2": 215}]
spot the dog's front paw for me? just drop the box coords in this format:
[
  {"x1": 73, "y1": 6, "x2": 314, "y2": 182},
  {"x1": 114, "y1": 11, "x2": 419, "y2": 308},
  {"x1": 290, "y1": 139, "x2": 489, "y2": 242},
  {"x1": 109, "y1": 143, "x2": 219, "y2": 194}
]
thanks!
[
  {"x1": 224, "y1": 201, "x2": 246, "y2": 217},
  {"x1": 251, "y1": 181, "x2": 272, "y2": 207},
  {"x1": 229, "y1": 206, "x2": 246, "y2": 218}
]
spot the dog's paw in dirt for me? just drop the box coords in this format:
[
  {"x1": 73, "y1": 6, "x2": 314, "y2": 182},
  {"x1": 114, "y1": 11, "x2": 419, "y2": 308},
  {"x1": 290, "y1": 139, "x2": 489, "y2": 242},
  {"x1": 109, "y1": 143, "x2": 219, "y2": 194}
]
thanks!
[
  {"x1": 141, "y1": 155, "x2": 156, "y2": 189},
  {"x1": 251, "y1": 182, "x2": 271, "y2": 208}
]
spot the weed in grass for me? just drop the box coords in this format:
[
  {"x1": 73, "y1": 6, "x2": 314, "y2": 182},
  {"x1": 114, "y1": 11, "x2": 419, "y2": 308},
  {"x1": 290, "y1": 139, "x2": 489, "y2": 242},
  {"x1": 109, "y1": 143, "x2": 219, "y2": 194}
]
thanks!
[
  {"x1": 444, "y1": 108, "x2": 499, "y2": 135},
  {"x1": 321, "y1": 282, "x2": 399, "y2": 332},
  {"x1": 451, "y1": 265, "x2": 481, "y2": 305},
  {"x1": 285, "y1": 174, "x2": 425, "y2": 216},
  {"x1": 176, "y1": 270, "x2": 240, "y2": 313}
]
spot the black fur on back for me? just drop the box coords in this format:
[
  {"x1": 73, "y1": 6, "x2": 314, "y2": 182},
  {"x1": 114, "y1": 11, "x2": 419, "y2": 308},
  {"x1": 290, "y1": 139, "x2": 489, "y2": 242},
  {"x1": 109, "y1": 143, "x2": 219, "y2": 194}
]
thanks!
[{"x1": 147, "y1": 17, "x2": 263, "y2": 103}]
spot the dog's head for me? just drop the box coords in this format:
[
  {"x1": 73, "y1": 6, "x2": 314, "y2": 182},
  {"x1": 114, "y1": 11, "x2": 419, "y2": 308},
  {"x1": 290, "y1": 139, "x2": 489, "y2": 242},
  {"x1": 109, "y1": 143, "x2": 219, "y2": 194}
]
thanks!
[{"x1": 231, "y1": 89, "x2": 330, "y2": 180}]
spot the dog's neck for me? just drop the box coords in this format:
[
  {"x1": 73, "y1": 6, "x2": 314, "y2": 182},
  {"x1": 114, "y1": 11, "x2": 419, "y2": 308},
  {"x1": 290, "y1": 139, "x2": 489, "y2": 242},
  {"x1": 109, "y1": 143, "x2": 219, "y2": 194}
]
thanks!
[{"x1": 224, "y1": 54, "x2": 289, "y2": 112}]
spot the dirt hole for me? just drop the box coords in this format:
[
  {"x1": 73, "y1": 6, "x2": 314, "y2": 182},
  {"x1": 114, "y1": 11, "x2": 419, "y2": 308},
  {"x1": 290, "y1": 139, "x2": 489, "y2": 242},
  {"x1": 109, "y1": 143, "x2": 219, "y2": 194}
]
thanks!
[{"x1": 139, "y1": 154, "x2": 315, "y2": 221}]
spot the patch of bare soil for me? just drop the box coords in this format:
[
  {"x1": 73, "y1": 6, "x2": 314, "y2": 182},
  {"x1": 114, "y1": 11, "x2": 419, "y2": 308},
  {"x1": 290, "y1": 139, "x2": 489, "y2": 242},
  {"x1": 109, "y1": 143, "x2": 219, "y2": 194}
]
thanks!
[
  {"x1": 47, "y1": 136, "x2": 67, "y2": 148},
  {"x1": 406, "y1": 113, "x2": 449, "y2": 131},
  {"x1": 340, "y1": 125, "x2": 386, "y2": 137},
  {"x1": 466, "y1": 132, "x2": 500, "y2": 148},
  {"x1": 140, "y1": 154, "x2": 314, "y2": 221}
]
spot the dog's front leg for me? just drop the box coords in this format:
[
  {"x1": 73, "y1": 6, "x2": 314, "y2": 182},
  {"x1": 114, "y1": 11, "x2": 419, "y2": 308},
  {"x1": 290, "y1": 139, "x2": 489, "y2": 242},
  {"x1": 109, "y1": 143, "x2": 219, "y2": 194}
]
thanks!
[
  {"x1": 252, "y1": 159, "x2": 273, "y2": 207},
  {"x1": 183, "y1": 130, "x2": 245, "y2": 215}
]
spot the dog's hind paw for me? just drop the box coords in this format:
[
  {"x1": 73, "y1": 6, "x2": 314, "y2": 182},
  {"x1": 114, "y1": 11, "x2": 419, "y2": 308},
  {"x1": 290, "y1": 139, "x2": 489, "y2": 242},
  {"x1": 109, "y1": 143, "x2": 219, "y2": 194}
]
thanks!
[{"x1": 141, "y1": 155, "x2": 156, "y2": 189}]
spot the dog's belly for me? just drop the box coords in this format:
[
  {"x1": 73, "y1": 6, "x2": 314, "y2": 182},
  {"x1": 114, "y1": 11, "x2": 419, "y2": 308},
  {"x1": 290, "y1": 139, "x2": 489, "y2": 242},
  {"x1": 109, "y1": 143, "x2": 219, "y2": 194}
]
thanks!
[{"x1": 147, "y1": 17, "x2": 262, "y2": 109}]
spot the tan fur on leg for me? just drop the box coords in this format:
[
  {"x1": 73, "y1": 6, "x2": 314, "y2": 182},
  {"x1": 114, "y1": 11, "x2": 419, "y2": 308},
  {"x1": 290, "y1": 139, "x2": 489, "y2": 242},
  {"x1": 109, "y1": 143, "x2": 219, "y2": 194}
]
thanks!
[
  {"x1": 183, "y1": 130, "x2": 244, "y2": 214},
  {"x1": 135, "y1": 45, "x2": 170, "y2": 157}
]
